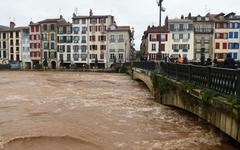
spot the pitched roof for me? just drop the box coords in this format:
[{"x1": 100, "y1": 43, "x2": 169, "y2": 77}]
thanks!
[
  {"x1": 145, "y1": 26, "x2": 168, "y2": 33},
  {"x1": 0, "y1": 25, "x2": 10, "y2": 31},
  {"x1": 38, "y1": 18, "x2": 66, "y2": 24},
  {"x1": 72, "y1": 15, "x2": 113, "y2": 19}
]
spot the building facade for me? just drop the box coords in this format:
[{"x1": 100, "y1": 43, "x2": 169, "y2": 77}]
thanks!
[
  {"x1": 107, "y1": 24, "x2": 131, "y2": 67},
  {"x1": 8, "y1": 22, "x2": 22, "y2": 63},
  {"x1": 72, "y1": 10, "x2": 114, "y2": 68},
  {"x1": 168, "y1": 17, "x2": 194, "y2": 60},
  {"x1": 225, "y1": 13, "x2": 240, "y2": 60},
  {"x1": 213, "y1": 13, "x2": 230, "y2": 61},
  {"x1": 21, "y1": 27, "x2": 30, "y2": 69},
  {"x1": 0, "y1": 25, "x2": 9, "y2": 64},
  {"x1": 29, "y1": 22, "x2": 41, "y2": 68},
  {"x1": 189, "y1": 14, "x2": 214, "y2": 61},
  {"x1": 57, "y1": 22, "x2": 73, "y2": 68},
  {"x1": 39, "y1": 16, "x2": 67, "y2": 69}
]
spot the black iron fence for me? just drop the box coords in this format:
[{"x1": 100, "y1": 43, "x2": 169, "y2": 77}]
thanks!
[
  {"x1": 160, "y1": 62, "x2": 240, "y2": 98},
  {"x1": 132, "y1": 62, "x2": 156, "y2": 71}
]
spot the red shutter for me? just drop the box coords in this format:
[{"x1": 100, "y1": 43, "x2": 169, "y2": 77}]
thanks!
[
  {"x1": 165, "y1": 34, "x2": 168, "y2": 41},
  {"x1": 90, "y1": 26, "x2": 92, "y2": 32},
  {"x1": 161, "y1": 44, "x2": 165, "y2": 51},
  {"x1": 220, "y1": 33, "x2": 223, "y2": 39},
  {"x1": 30, "y1": 35, "x2": 32, "y2": 40},
  {"x1": 90, "y1": 36, "x2": 92, "y2": 41},
  {"x1": 223, "y1": 43, "x2": 227, "y2": 49},
  {"x1": 104, "y1": 26, "x2": 107, "y2": 31},
  {"x1": 150, "y1": 35, "x2": 152, "y2": 41},
  {"x1": 149, "y1": 54, "x2": 152, "y2": 61},
  {"x1": 98, "y1": 26, "x2": 100, "y2": 32},
  {"x1": 216, "y1": 43, "x2": 220, "y2": 49},
  {"x1": 90, "y1": 45, "x2": 92, "y2": 50}
]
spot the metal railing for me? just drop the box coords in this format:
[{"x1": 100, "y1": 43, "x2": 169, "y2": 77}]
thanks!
[{"x1": 160, "y1": 62, "x2": 240, "y2": 98}]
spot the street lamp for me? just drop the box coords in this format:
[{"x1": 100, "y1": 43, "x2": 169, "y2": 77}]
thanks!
[{"x1": 156, "y1": 0, "x2": 165, "y2": 61}]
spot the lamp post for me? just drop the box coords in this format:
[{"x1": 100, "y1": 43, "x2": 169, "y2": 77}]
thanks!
[{"x1": 156, "y1": 0, "x2": 165, "y2": 61}]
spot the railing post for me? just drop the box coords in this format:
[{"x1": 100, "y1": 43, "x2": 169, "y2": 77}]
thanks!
[
  {"x1": 207, "y1": 67, "x2": 211, "y2": 88},
  {"x1": 188, "y1": 64, "x2": 192, "y2": 82},
  {"x1": 176, "y1": 63, "x2": 178, "y2": 80},
  {"x1": 236, "y1": 70, "x2": 240, "y2": 98}
]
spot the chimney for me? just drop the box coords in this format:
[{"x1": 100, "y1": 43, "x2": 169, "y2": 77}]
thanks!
[
  {"x1": 60, "y1": 15, "x2": 63, "y2": 19},
  {"x1": 10, "y1": 22, "x2": 15, "y2": 29},
  {"x1": 165, "y1": 16, "x2": 169, "y2": 28},
  {"x1": 89, "y1": 9, "x2": 93, "y2": 16},
  {"x1": 188, "y1": 13, "x2": 192, "y2": 19},
  {"x1": 181, "y1": 15, "x2": 184, "y2": 19},
  {"x1": 73, "y1": 13, "x2": 76, "y2": 17}
]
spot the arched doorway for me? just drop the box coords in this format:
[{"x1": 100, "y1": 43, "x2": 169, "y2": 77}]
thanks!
[{"x1": 51, "y1": 61, "x2": 57, "y2": 69}]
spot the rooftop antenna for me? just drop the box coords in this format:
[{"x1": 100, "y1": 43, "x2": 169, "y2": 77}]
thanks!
[
  {"x1": 74, "y1": 7, "x2": 79, "y2": 15},
  {"x1": 204, "y1": 5, "x2": 211, "y2": 14}
]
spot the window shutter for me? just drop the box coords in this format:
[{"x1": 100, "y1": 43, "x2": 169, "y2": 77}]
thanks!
[{"x1": 165, "y1": 34, "x2": 168, "y2": 41}]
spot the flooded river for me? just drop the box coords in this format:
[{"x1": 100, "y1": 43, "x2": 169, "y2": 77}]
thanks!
[{"x1": 0, "y1": 71, "x2": 238, "y2": 150}]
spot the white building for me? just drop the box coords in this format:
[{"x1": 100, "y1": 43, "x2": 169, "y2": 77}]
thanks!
[
  {"x1": 146, "y1": 26, "x2": 169, "y2": 61},
  {"x1": 168, "y1": 17, "x2": 195, "y2": 60},
  {"x1": 72, "y1": 10, "x2": 114, "y2": 68},
  {"x1": 107, "y1": 24, "x2": 131, "y2": 68},
  {"x1": 0, "y1": 25, "x2": 9, "y2": 64}
]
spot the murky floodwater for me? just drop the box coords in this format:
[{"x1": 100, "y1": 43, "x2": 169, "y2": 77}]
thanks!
[{"x1": 0, "y1": 71, "x2": 238, "y2": 150}]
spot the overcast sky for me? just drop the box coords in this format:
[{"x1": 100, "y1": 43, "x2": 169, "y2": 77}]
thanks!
[{"x1": 0, "y1": 0, "x2": 239, "y2": 49}]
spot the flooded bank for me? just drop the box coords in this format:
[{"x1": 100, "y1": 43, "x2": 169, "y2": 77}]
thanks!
[{"x1": 0, "y1": 71, "x2": 238, "y2": 150}]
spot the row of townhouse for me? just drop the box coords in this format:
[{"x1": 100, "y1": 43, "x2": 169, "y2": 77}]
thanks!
[
  {"x1": 140, "y1": 12, "x2": 240, "y2": 62},
  {"x1": 0, "y1": 10, "x2": 134, "y2": 69}
]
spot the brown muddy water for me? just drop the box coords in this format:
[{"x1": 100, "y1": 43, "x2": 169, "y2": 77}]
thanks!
[{"x1": 0, "y1": 71, "x2": 239, "y2": 150}]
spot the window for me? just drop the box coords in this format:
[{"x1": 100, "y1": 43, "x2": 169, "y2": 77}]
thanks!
[
  {"x1": 110, "y1": 35, "x2": 115, "y2": 42},
  {"x1": 73, "y1": 54, "x2": 79, "y2": 61},
  {"x1": 234, "y1": 32, "x2": 238, "y2": 39},
  {"x1": 59, "y1": 54, "x2": 63, "y2": 61},
  {"x1": 216, "y1": 43, "x2": 220, "y2": 49},
  {"x1": 90, "y1": 54, "x2": 97, "y2": 59},
  {"x1": 90, "y1": 18, "x2": 97, "y2": 24},
  {"x1": 82, "y1": 36, "x2": 86, "y2": 43},
  {"x1": 73, "y1": 36, "x2": 79, "y2": 43},
  {"x1": 16, "y1": 40, "x2": 19, "y2": 45},
  {"x1": 16, "y1": 32, "x2": 19, "y2": 38},
  {"x1": 67, "y1": 45, "x2": 71, "y2": 52},
  {"x1": 118, "y1": 35, "x2": 124, "y2": 42},
  {"x1": 223, "y1": 43, "x2": 227, "y2": 49},
  {"x1": 81, "y1": 54, "x2": 87, "y2": 61},
  {"x1": 98, "y1": 36, "x2": 106, "y2": 42},
  {"x1": 66, "y1": 27, "x2": 72, "y2": 34},
  {"x1": 58, "y1": 45, "x2": 65, "y2": 52},
  {"x1": 100, "y1": 54, "x2": 104, "y2": 59},
  {"x1": 110, "y1": 53, "x2": 115, "y2": 60},
  {"x1": 82, "y1": 19, "x2": 86, "y2": 24},
  {"x1": 42, "y1": 34, "x2": 48, "y2": 41},
  {"x1": 152, "y1": 44, "x2": 156, "y2": 51},
  {"x1": 119, "y1": 53, "x2": 124, "y2": 60},
  {"x1": 100, "y1": 45, "x2": 106, "y2": 50},
  {"x1": 81, "y1": 45, "x2": 87, "y2": 53},
  {"x1": 50, "y1": 42, "x2": 55, "y2": 49},
  {"x1": 82, "y1": 27, "x2": 87, "y2": 34},
  {"x1": 50, "y1": 33, "x2": 55, "y2": 41},
  {"x1": 233, "y1": 53, "x2": 238, "y2": 59},
  {"x1": 99, "y1": 18, "x2": 106, "y2": 24},
  {"x1": 43, "y1": 25, "x2": 47, "y2": 31},
  {"x1": 73, "y1": 19, "x2": 79, "y2": 24},
  {"x1": 100, "y1": 26, "x2": 106, "y2": 32},
  {"x1": 43, "y1": 43, "x2": 48, "y2": 49},
  {"x1": 90, "y1": 45, "x2": 98, "y2": 50},
  {"x1": 66, "y1": 36, "x2": 72, "y2": 43},
  {"x1": 50, "y1": 24, "x2": 55, "y2": 30},
  {"x1": 73, "y1": 45, "x2": 79, "y2": 52},
  {"x1": 59, "y1": 27, "x2": 64, "y2": 34},
  {"x1": 3, "y1": 51, "x2": 6, "y2": 58},
  {"x1": 73, "y1": 27, "x2": 79, "y2": 34},
  {"x1": 172, "y1": 44, "x2": 179, "y2": 51},
  {"x1": 90, "y1": 36, "x2": 96, "y2": 41},
  {"x1": 67, "y1": 54, "x2": 71, "y2": 61}
]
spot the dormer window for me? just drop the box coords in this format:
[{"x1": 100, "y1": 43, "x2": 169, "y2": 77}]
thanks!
[
  {"x1": 197, "y1": 17, "x2": 201, "y2": 21},
  {"x1": 205, "y1": 17, "x2": 209, "y2": 21}
]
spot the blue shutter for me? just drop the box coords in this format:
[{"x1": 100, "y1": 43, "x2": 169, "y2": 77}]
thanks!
[
  {"x1": 229, "y1": 32, "x2": 233, "y2": 38},
  {"x1": 234, "y1": 32, "x2": 238, "y2": 39},
  {"x1": 234, "y1": 53, "x2": 238, "y2": 59}
]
